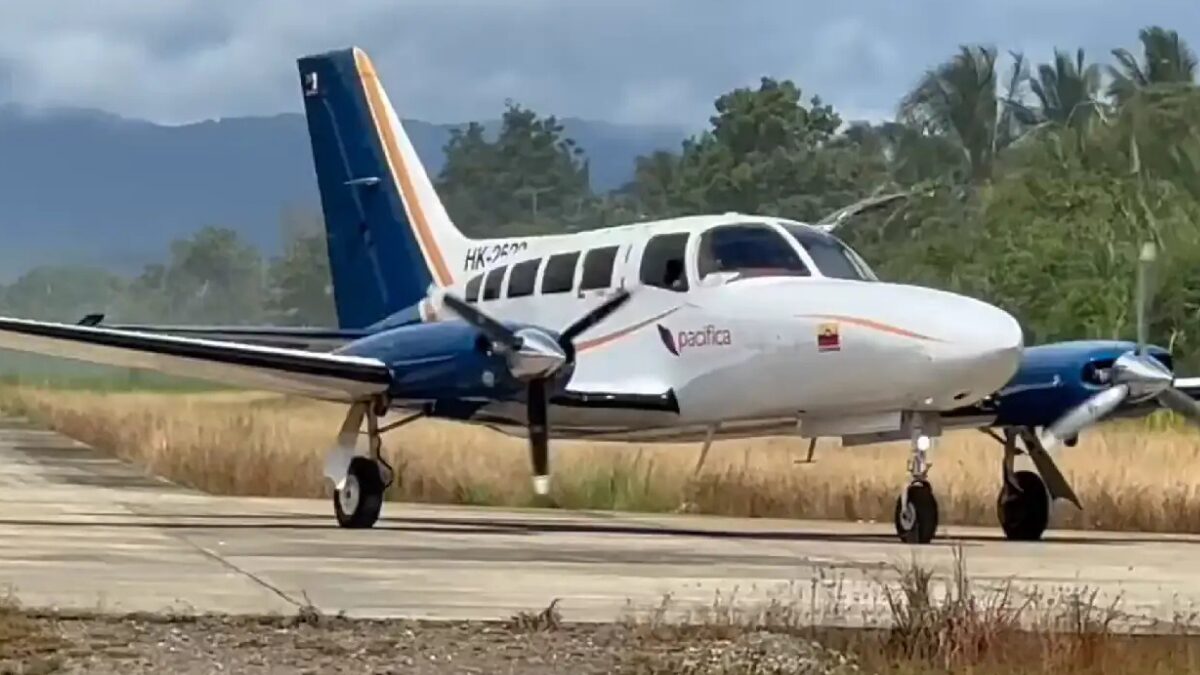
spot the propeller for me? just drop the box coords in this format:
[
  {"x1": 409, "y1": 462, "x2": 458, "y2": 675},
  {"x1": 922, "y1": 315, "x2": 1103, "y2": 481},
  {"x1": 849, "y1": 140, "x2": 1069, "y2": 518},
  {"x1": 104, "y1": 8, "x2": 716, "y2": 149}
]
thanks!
[
  {"x1": 1039, "y1": 241, "x2": 1200, "y2": 449},
  {"x1": 438, "y1": 289, "x2": 632, "y2": 495}
]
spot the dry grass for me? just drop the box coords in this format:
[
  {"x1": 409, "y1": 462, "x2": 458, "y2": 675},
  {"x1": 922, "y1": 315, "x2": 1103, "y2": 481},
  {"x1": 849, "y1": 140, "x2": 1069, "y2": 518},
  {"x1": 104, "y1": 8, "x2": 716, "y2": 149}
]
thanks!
[
  {"x1": 621, "y1": 548, "x2": 1200, "y2": 674},
  {"x1": 0, "y1": 592, "x2": 66, "y2": 674},
  {"x1": 6, "y1": 386, "x2": 1200, "y2": 532}
]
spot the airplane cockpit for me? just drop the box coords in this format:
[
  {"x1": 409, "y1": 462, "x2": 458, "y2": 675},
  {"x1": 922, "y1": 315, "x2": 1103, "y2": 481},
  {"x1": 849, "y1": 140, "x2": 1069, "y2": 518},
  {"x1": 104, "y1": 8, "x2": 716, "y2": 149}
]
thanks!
[
  {"x1": 779, "y1": 222, "x2": 878, "y2": 281},
  {"x1": 689, "y1": 219, "x2": 877, "y2": 286}
]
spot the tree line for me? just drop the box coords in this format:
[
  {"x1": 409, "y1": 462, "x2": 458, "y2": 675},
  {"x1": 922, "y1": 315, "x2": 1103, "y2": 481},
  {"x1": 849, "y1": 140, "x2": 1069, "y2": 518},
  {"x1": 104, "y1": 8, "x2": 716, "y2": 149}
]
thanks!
[{"x1": 2, "y1": 26, "x2": 1198, "y2": 366}]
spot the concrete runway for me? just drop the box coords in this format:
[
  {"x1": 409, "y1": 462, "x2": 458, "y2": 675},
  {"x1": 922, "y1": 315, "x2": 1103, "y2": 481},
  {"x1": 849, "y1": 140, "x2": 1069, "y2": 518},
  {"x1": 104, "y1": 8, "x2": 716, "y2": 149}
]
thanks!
[{"x1": 2, "y1": 415, "x2": 1199, "y2": 628}]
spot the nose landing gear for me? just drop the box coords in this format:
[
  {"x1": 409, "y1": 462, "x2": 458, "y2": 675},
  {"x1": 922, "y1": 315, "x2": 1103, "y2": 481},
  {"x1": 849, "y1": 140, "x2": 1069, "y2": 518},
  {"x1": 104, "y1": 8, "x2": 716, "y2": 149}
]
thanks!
[{"x1": 894, "y1": 431, "x2": 939, "y2": 544}]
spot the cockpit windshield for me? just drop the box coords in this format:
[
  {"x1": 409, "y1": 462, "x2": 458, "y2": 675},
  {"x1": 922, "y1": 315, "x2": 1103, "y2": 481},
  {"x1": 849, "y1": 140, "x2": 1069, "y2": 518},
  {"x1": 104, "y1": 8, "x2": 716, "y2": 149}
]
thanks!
[
  {"x1": 782, "y1": 224, "x2": 878, "y2": 281},
  {"x1": 696, "y1": 224, "x2": 810, "y2": 280}
]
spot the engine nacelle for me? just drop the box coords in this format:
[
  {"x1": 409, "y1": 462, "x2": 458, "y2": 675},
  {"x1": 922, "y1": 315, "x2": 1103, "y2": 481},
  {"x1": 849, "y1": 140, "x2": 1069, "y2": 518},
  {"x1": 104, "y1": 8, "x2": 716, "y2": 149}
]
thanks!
[
  {"x1": 986, "y1": 339, "x2": 1172, "y2": 428},
  {"x1": 337, "y1": 320, "x2": 573, "y2": 414}
]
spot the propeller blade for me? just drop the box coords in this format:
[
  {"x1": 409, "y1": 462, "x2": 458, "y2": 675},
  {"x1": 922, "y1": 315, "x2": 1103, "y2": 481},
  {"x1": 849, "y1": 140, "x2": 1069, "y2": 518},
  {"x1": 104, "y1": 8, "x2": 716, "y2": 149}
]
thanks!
[
  {"x1": 559, "y1": 289, "x2": 632, "y2": 346},
  {"x1": 1136, "y1": 241, "x2": 1156, "y2": 354},
  {"x1": 1157, "y1": 387, "x2": 1200, "y2": 426},
  {"x1": 1041, "y1": 384, "x2": 1131, "y2": 450},
  {"x1": 527, "y1": 378, "x2": 551, "y2": 495},
  {"x1": 439, "y1": 293, "x2": 524, "y2": 351}
]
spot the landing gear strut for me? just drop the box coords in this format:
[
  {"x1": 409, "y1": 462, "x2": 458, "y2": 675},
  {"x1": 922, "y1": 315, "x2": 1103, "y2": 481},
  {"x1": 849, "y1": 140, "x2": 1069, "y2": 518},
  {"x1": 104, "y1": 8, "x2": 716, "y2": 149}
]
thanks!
[
  {"x1": 326, "y1": 398, "x2": 413, "y2": 529},
  {"x1": 894, "y1": 427, "x2": 939, "y2": 544}
]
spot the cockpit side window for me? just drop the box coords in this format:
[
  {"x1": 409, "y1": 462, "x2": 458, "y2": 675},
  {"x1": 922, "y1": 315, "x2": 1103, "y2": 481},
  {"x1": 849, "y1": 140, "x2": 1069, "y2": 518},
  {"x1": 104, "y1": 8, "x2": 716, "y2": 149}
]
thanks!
[
  {"x1": 696, "y1": 224, "x2": 809, "y2": 280},
  {"x1": 639, "y1": 233, "x2": 690, "y2": 292},
  {"x1": 783, "y1": 225, "x2": 877, "y2": 281}
]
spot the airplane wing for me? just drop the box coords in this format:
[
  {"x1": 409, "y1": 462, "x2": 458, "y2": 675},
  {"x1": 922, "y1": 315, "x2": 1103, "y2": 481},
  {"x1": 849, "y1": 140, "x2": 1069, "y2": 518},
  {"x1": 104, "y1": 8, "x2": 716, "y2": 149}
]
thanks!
[
  {"x1": 75, "y1": 315, "x2": 372, "y2": 351},
  {"x1": 0, "y1": 317, "x2": 391, "y2": 402}
]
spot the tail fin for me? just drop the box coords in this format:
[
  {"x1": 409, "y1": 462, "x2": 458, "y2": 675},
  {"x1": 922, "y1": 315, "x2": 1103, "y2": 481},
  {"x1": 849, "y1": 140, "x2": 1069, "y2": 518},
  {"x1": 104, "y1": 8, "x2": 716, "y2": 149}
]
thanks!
[{"x1": 297, "y1": 47, "x2": 469, "y2": 328}]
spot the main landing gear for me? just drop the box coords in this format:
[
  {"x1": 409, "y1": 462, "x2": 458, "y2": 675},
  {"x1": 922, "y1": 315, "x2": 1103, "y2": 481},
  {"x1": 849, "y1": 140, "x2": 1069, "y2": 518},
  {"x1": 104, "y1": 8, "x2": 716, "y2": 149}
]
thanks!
[
  {"x1": 988, "y1": 428, "x2": 1081, "y2": 542},
  {"x1": 324, "y1": 397, "x2": 421, "y2": 529}
]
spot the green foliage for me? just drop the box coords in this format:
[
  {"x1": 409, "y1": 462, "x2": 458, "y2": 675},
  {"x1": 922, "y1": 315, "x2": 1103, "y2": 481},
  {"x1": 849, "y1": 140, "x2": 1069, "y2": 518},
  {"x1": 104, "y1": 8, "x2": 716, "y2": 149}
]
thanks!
[
  {"x1": 0, "y1": 266, "x2": 125, "y2": 322},
  {"x1": 161, "y1": 226, "x2": 266, "y2": 324},
  {"x1": 437, "y1": 103, "x2": 592, "y2": 236},
  {"x1": 1108, "y1": 26, "x2": 1198, "y2": 103},
  {"x1": 621, "y1": 77, "x2": 888, "y2": 222},
  {"x1": 267, "y1": 230, "x2": 336, "y2": 326},
  {"x1": 1023, "y1": 48, "x2": 1104, "y2": 132}
]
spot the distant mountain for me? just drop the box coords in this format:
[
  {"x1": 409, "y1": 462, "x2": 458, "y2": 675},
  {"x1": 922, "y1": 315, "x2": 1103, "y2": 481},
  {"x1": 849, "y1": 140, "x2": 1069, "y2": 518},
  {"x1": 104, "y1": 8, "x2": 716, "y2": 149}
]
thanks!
[{"x1": 0, "y1": 105, "x2": 685, "y2": 280}]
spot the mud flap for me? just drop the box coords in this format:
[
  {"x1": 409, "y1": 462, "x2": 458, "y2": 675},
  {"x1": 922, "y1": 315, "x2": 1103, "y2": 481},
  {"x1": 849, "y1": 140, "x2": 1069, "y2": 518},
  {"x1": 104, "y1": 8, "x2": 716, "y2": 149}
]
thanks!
[
  {"x1": 323, "y1": 401, "x2": 367, "y2": 490},
  {"x1": 1020, "y1": 429, "x2": 1082, "y2": 510}
]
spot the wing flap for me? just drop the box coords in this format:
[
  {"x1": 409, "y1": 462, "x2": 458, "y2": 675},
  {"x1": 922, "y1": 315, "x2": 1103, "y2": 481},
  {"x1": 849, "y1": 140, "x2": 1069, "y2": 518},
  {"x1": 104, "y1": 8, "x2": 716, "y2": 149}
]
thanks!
[{"x1": 0, "y1": 317, "x2": 390, "y2": 402}]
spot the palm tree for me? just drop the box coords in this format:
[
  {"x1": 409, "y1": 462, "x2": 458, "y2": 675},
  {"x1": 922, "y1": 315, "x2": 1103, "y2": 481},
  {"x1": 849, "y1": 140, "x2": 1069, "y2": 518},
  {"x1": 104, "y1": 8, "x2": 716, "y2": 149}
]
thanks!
[
  {"x1": 898, "y1": 46, "x2": 1027, "y2": 182},
  {"x1": 1108, "y1": 26, "x2": 1198, "y2": 103},
  {"x1": 1028, "y1": 48, "x2": 1105, "y2": 130}
]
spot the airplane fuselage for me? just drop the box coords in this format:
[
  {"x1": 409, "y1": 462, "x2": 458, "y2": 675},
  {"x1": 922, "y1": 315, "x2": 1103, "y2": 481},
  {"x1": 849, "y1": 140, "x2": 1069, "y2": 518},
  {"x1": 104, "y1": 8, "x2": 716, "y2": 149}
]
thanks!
[{"x1": 366, "y1": 214, "x2": 1024, "y2": 442}]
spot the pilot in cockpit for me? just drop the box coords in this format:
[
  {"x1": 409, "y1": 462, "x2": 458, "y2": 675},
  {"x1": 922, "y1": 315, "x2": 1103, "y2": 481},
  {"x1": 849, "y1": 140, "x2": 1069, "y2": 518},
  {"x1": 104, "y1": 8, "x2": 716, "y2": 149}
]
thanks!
[{"x1": 663, "y1": 258, "x2": 687, "y2": 291}]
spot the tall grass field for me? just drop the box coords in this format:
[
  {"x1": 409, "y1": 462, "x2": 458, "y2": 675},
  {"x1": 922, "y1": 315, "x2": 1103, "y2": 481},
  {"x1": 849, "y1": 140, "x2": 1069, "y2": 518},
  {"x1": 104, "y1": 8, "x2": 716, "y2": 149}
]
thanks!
[{"x1": 4, "y1": 386, "x2": 1200, "y2": 532}]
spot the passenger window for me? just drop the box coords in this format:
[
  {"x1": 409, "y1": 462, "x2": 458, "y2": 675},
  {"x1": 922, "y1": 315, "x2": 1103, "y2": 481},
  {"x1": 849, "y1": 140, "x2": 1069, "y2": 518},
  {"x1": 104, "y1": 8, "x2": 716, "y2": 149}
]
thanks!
[
  {"x1": 579, "y1": 246, "x2": 618, "y2": 290},
  {"x1": 464, "y1": 274, "x2": 483, "y2": 303},
  {"x1": 482, "y1": 266, "x2": 506, "y2": 301},
  {"x1": 541, "y1": 252, "x2": 579, "y2": 294},
  {"x1": 639, "y1": 233, "x2": 690, "y2": 292},
  {"x1": 507, "y1": 258, "x2": 540, "y2": 298}
]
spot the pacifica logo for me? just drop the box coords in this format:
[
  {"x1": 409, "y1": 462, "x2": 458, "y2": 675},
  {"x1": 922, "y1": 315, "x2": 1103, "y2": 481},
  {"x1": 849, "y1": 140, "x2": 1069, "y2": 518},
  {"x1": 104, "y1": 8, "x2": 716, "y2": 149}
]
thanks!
[{"x1": 657, "y1": 324, "x2": 733, "y2": 356}]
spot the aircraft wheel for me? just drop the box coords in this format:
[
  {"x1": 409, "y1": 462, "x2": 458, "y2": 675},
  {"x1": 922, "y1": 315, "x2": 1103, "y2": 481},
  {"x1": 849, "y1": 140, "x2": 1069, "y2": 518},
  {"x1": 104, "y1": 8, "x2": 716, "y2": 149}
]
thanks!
[
  {"x1": 334, "y1": 457, "x2": 385, "y2": 529},
  {"x1": 997, "y1": 470, "x2": 1049, "y2": 541},
  {"x1": 894, "y1": 480, "x2": 938, "y2": 544}
]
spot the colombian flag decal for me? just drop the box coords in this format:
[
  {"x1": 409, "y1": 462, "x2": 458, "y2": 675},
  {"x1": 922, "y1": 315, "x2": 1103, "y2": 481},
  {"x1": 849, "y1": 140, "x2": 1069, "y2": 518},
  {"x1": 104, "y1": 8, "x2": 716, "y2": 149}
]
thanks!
[{"x1": 817, "y1": 322, "x2": 841, "y2": 352}]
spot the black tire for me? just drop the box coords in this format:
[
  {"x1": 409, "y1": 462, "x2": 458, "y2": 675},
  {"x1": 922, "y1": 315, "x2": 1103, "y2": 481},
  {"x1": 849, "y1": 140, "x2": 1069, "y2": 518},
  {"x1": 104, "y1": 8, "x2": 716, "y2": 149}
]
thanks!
[
  {"x1": 996, "y1": 470, "x2": 1050, "y2": 541},
  {"x1": 333, "y1": 457, "x2": 385, "y2": 529},
  {"x1": 894, "y1": 481, "x2": 939, "y2": 544}
]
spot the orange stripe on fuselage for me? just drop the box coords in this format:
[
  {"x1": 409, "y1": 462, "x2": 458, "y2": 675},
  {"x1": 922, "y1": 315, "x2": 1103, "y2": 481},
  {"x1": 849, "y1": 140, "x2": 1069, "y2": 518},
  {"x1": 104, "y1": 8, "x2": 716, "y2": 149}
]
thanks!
[
  {"x1": 798, "y1": 314, "x2": 941, "y2": 342},
  {"x1": 354, "y1": 49, "x2": 453, "y2": 287},
  {"x1": 575, "y1": 310, "x2": 934, "y2": 354},
  {"x1": 576, "y1": 307, "x2": 680, "y2": 353}
]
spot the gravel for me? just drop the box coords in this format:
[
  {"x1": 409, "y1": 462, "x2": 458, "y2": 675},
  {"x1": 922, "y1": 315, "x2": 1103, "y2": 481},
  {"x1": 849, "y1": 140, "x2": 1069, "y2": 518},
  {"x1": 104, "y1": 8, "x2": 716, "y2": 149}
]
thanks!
[{"x1": 0, "y1": 608, "x2": 863, "y2": 674}]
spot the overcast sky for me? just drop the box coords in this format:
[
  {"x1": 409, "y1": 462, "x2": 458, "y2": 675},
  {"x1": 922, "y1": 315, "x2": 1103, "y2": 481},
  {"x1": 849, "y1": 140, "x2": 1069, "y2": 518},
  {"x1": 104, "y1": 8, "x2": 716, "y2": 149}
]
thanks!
[{"x1": 0, "y1": 1, "x2": 1194, "y2": 129}]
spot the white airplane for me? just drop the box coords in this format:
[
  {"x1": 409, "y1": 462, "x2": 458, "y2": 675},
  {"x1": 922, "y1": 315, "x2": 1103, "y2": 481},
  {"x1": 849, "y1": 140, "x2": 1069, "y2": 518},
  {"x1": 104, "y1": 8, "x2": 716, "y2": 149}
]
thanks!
[{"x1": 3, "y1": 47, "x2": 1196, "y2": 545}]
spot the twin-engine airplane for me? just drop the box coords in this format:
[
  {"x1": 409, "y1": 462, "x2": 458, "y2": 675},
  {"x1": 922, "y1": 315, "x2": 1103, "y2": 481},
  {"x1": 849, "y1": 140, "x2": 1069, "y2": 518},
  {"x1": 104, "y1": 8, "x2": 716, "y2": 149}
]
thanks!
[{"x1": 2, "y1": 47, "x2": 1198, "y2": 545}]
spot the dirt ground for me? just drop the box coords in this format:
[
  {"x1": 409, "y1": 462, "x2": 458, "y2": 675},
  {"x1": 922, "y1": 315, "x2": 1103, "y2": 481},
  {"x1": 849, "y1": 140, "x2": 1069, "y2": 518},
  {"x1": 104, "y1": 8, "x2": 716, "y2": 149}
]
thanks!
[{"x1": 0, "y1": 607, "x2": 857, "y2": 675}]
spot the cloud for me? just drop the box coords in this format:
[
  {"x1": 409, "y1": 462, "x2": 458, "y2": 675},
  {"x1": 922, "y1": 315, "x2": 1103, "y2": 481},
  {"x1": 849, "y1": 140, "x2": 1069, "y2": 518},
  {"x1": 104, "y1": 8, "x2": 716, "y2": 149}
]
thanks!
[{"x1": 0, "y1": 0, "x2": 1194, "y2": 127}]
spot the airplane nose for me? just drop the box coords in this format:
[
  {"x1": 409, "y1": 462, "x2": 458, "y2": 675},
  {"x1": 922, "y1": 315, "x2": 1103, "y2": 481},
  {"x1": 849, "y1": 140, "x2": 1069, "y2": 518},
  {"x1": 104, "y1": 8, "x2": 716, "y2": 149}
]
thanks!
[
  {"x1": 922, "y1": 293, "x2": 1023, "y2": 407},
  {"x1": 952, "y1": 298, "x2": 1023, "y2": 359}
]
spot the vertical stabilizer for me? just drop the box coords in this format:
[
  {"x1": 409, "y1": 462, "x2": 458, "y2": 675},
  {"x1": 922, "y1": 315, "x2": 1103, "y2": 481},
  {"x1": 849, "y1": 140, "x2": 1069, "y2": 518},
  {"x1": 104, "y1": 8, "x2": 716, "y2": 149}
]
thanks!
[{"x1": 297, "y1": 47, "x2": 470, "y2": 328}]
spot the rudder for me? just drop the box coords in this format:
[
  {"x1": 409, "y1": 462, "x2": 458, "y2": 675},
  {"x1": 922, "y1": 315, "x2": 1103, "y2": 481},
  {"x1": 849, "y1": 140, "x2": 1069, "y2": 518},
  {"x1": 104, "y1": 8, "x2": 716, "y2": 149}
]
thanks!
[{"x1": 297, "y1": 47, "x2": 468, "y2": 328}]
